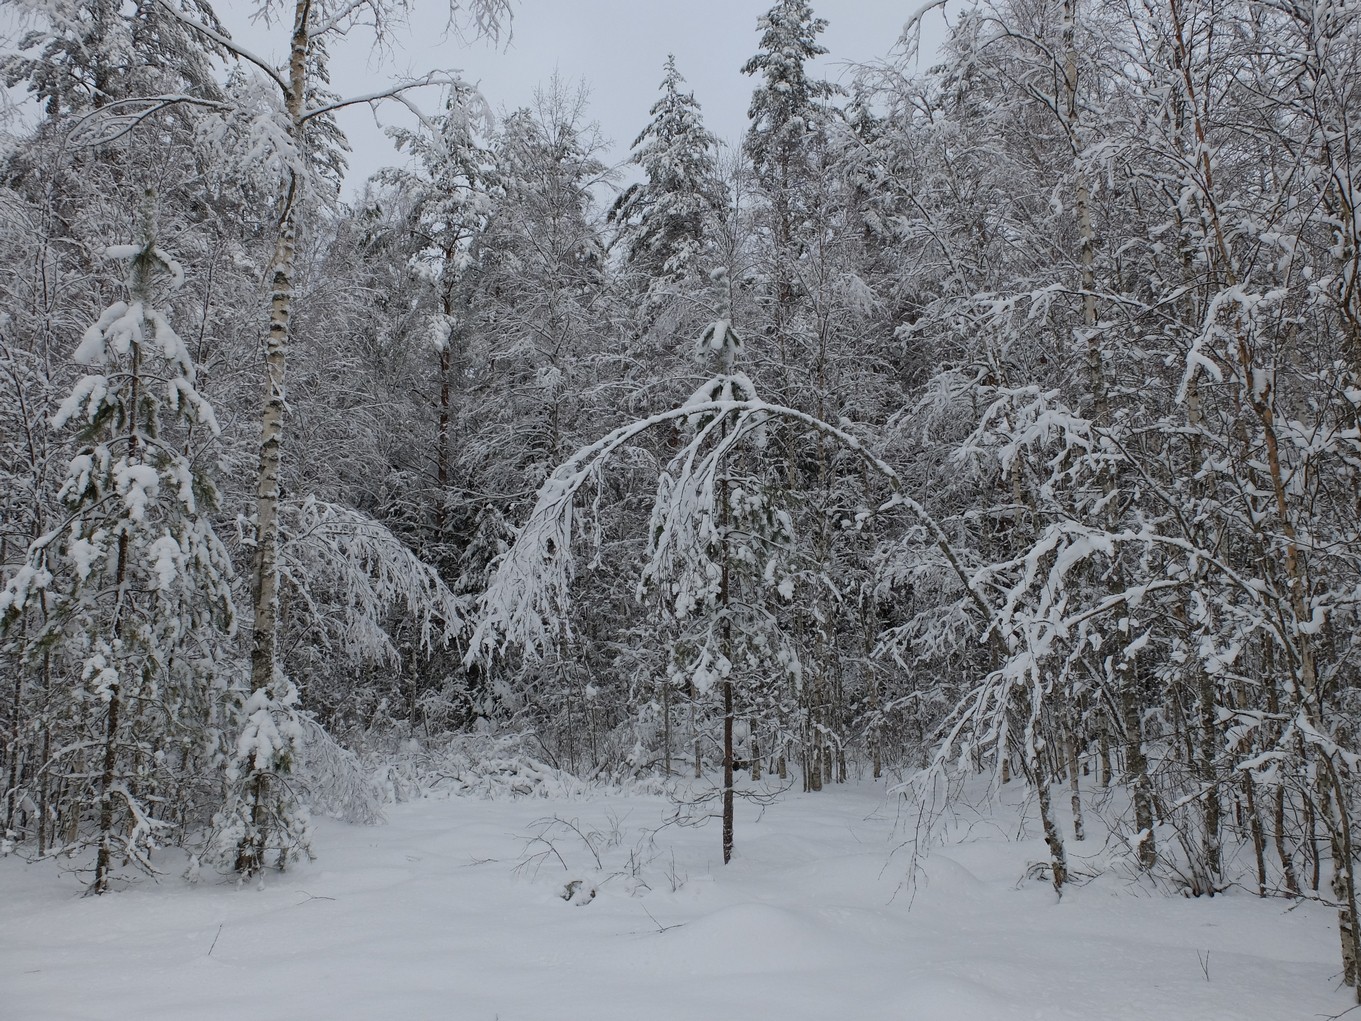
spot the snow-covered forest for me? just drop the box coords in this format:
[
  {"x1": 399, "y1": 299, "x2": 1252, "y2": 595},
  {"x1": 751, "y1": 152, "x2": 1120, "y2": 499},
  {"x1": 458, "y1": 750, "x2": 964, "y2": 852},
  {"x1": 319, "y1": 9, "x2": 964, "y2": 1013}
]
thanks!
[{"x1": 3, "y1": 0, "x2": 1361, "y2": 1014}]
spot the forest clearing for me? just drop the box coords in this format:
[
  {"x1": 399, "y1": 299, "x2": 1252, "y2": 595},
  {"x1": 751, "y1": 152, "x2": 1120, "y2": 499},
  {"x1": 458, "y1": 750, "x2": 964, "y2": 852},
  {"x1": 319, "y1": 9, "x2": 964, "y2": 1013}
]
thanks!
[
  {"x1": 4, "y1": 0, "x2": 1361, "y2": 1013},
  {"x1": 3, "y1": 769, "x2": 1345, "y2": 1020}
]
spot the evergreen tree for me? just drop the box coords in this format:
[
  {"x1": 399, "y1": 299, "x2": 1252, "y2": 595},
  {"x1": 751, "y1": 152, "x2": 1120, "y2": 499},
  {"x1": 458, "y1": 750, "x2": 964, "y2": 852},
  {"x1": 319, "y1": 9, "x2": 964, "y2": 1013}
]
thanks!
[
  {"x1": 741, "y1": 0, "x2": 836, "y2": 188},
  {"x1": 609, "y1": 55, "x2": 727, "y2": 285},
  {"x1": 740, "y1": 0, "x2": 839, "y2": 343},
  {"x1": 380, "y1": 84, "x2": 495, "y2": 549},
  {"x1": 1, "y1": 0, "x2": 226, "y2": 120},
  {"x1": 0, "y1": 212, "x2": 235, "y2": 894}
]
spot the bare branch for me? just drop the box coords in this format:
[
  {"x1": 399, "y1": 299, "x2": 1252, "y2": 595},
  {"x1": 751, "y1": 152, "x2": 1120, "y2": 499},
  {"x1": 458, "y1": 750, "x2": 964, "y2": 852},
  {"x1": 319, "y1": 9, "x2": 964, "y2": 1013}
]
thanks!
[
  {"x1": 150, "y1": 0, "x2": 289, "y2": 93},
  {"x1": 300, "y1": 71, "x2": 464, "y2": 126}
]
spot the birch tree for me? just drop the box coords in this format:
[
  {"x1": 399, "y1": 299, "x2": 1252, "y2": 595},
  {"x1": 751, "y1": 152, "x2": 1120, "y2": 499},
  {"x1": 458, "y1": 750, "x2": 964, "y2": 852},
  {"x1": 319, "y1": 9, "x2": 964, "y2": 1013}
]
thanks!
[{"x1": 148, "y1": 0, "x2": 512, "y2": 874}]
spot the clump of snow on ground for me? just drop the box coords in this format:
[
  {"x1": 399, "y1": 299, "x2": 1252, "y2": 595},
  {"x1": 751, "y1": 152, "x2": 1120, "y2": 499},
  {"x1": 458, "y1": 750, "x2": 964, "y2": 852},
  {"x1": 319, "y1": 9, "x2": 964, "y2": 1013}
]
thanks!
[{"x1": 1, "y1": 777, "x2": 1347, "y2": 1021}]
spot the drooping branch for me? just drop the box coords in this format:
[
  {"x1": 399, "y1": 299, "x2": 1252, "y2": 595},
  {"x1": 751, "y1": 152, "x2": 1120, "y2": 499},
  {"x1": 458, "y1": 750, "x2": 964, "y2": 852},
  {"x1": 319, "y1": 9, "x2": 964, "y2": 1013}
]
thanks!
[
  {"x1": 467, "y1": 393, "x2": 992, "y2": 662},
  {"x1": 64, "y1": 94, "x2": 233, "y2": 147},
  {"x1": 278, "y1": 497, "x2": 467, "y2": 666}
]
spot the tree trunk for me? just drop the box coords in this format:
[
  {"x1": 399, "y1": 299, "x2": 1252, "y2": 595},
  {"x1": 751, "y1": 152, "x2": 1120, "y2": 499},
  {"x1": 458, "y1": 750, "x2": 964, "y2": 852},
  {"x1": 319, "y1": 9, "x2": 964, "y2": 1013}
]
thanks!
[
  {"x1": 92, "y1": 683, "x2": 121, "y2": 896},
  {"x1": 1307, "y1": 787, "x2": 1321, "y2": 893},
  {"x1": 248, "y1": 184, "x2": 298, "y2": 697},
  {"x1": 1197, "y1": 665, "x2": 1222, "y2": 885},
  {"x1": 1062, "y1": 0, "x2": 1102, "y2": 412},
  {"x1": 1243, "y1": 771, "x2": 1266, "y2": 897},
  {"x1": 435, "y1": 294, "x2": 453, "y2": 536},
  {"x1": 1275, "y1": 781, "x2": 1299, "y2": 897},
  {"x1": 4, "y1": 631, "x2": 23, "y2": 835},
  {"x1": 692, "y1": 684, "x2": 701, "y2": 779},
  {"x1": 249, "y1": 0, "x2": 308, "y2": 694},
  {"x1": 93, "y1": 300, "x2": 143, "y2": 894},
  {"x1": 1067, "y1": 728, "x2": 1084, "y2": 841},
  {"x1": 1035, "y1": 757, "x2": 1068, "y2": 896},
  {"x1": 1322, "y1": 757, "x2": 1361, "y2": 999},
  {"x1": 662, "y1": 670, "x2": 671, "y2": 776},
  {"x1": 1117, "y1": 659, "x2": 1157, "y2": 871},
  {"x1": 719, "y1": 439, "x2": 734, "y2": 864},
  {"x1": 808, "y1": 732, "x2": 822, "y2": 792},
  {"x1": 1098, "y1": 718, "x2": 1111, "y2": 787},
  {"x1": 240, "y1": 0, "x2": 309, "y2": 877},
  {"x1": 722, "y1": 676, "x2": 734, "y2": 864}
]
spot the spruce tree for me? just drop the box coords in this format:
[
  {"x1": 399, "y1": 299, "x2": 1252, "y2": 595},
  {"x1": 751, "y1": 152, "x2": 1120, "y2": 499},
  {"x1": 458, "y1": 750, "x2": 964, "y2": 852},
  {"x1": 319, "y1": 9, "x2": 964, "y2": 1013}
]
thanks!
[{"x1": 609, "y1": 55, "x2": 727, "y2": 285}]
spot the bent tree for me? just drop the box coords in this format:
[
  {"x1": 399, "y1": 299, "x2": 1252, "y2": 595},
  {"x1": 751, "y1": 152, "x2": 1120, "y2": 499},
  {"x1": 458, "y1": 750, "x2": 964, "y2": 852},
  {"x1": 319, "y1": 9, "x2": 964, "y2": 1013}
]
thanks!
[{"x1": 467, "y1": 315, "x2": 968, "y2": 862}]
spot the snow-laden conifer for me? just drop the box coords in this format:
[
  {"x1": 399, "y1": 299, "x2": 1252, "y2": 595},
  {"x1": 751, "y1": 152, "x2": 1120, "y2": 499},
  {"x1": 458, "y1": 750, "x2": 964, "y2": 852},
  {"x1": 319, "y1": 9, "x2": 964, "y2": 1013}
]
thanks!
[
  {"x1": 0, "y1": 203, "x2": 235, "y2": 894},
  {"x1": 741, "y1": 0, "x2": 837, "y2": 181},
  {"x1": 609, "y1": 56, "x2": 727, "y2": 285}
]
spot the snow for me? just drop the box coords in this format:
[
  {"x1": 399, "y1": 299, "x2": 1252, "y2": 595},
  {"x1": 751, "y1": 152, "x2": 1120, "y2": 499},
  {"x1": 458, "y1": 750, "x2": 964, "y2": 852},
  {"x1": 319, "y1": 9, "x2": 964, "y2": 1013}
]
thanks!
[
  {"x1": 114, "y1": 462, "x2": 161, "y2": 521},
  {"x1": 0, "y1": 779, "x2": 1346, "y2": 1021},
  {"x1": 51, "y1": 374, "x2": 110, "y2": 428},
  {"x1": 232, "y1": 683, "x2": 304, "y2": 776},
  {"x1": 0, "y1": 561, "x2": 53, "y2": 615},
  {"x1": 148, "y1": 533, "x2": 182, "y2": 590},
  {"x1": 66, "y1": 532, "x2": 105, "y2": 581}
]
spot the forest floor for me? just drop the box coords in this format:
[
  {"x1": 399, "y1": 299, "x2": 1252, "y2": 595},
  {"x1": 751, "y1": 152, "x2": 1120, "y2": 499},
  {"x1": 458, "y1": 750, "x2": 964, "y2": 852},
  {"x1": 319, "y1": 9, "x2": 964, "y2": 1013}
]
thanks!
[{"x1": 1, "y1": 776, "x2": 1350, "y2": 1020}]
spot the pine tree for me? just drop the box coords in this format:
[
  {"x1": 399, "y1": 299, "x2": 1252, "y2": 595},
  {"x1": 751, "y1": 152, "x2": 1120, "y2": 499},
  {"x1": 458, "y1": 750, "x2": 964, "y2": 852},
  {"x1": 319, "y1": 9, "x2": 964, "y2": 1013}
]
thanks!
[
  {"x1": 378, "y1": 84, "x2": 495, "y2": 550},
  {"x1": 741, "y1": 0, "x2": 837, "y2": 186},
  {"x1": 1, "y1": 0, "x2": 226, "y2": 121},
  {"x1": 740, "y1": 0, "x2": 839, "y2": 346},
  {"x1": 0, "y1": 205, "x2": 235, "y2": 894}
]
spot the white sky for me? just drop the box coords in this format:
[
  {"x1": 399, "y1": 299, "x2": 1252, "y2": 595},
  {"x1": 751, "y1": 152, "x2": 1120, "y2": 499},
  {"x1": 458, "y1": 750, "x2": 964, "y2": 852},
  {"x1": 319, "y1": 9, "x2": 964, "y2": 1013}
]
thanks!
[{"x1": 229, "y1": 0, "x2": 946, "y2": 195}]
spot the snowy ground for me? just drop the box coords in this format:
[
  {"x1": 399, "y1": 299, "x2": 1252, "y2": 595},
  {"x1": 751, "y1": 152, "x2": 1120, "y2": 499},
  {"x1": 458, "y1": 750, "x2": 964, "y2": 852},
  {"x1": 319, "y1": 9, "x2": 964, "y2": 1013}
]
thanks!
[{"x1": 2, "y1": 778, "x2": 1349, "y2": 1021}]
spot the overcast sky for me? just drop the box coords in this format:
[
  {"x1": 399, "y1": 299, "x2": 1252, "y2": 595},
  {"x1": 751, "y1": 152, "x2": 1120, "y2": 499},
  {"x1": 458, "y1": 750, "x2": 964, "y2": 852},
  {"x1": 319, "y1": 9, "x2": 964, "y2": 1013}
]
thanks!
[{"x1": 228, "y1": 0, "x2": 946, "y2": 195}]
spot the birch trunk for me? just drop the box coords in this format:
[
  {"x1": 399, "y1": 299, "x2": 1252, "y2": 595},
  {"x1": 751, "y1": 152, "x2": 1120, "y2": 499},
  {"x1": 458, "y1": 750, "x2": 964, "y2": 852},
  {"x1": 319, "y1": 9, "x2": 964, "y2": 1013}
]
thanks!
[
  {"x1": 719, "y1": 423, "x2": 734, "y2": 865},
  {"x1": 1067, "y1": 728, "x2": 1084, "y2": 842},
  {"x1": 248, "y1": 195, "x2": 295, "y2": 697},
  {"x1": 248, "y1": 0, "x2": 308, "y2": 699},
  {"x1": 1323, "y1": 759, "x2": 1361, "y2": 997},
  {"x1": 239, "y1": 0, "x2": 308, "y2": 877}
]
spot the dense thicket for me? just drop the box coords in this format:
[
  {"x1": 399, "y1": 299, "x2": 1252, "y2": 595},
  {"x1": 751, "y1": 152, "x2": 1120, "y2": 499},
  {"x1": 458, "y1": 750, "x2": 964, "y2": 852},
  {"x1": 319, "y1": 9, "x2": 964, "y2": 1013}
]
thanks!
[{"x1": 4, "y1": 0, "x2": 1361, "y2": 998}]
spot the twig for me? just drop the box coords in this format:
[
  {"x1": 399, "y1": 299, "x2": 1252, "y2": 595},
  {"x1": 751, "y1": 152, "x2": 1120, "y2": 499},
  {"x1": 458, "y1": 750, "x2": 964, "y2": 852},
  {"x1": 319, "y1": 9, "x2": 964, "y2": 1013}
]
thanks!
[{"x1": 639, "y1": 903, "x2": 685, "y2": 934}]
